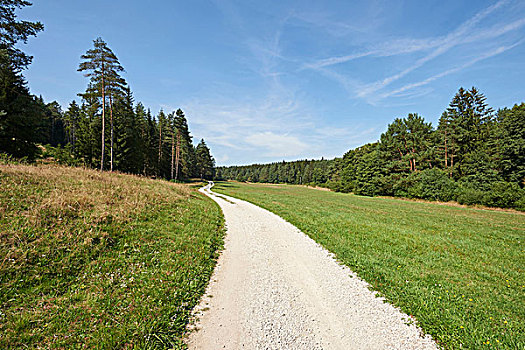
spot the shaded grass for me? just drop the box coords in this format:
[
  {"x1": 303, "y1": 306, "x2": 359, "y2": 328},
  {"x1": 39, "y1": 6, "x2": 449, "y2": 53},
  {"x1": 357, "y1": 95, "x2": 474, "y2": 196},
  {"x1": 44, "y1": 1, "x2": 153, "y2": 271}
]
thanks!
[
  {"x1": 0, "y1": 164, "x2": 224, "y2": 349},
  {"x1": 214, "y1": 181, "x2": 524, "y2": 349}
]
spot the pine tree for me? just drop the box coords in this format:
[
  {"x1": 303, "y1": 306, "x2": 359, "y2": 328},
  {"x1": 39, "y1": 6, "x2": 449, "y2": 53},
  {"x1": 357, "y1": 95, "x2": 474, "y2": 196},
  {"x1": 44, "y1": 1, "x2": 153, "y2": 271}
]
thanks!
[
  {"x1": 145, "y1": 109, "x2": 158, "y2": 176},
  {"x1": 380, "y1": 113, "x2": 434, "y2": 173},
  {"x1": 113, "y1": 87, "x2": 137, "y2": 173},
  {"x1": 78, "y1": 37, "x2": 124, "y2": 171},
  {"x1": 0, "y1": 0, "x2": 44, "y2": 71},
  {"x1": 497, "y1": 103, "x2": 525, "y2": 185},
  {"x1": 167, "y1": 111, "x2": 178, "y2": 180},
  {"x1": 438, "y1": 87, "x2": 494, "y2": 178},
  {"x1": 133, "y1": 102, "x2": 147, "y2": 174},
  {"x1": 77, "y1": 90, "x2": 100, "y2": 167},
  {"x1": 0, "y1": 0, "x2": 44, "y2": 159},
  {"x1": 156, "y1": 109, "x2": 169, "y2": 176},
  {"x1": 63, "y1": 101, "x2": 81, "y2": 153},
  {"x1": 173, "y1": 109, "x2": 195, "y2": 179},
  {"x1": 195, "y1": 139, "x2": 215, "y2": 180},
  {"x1": 106, "y1": 68, "x2": 126, "y2": 171}
]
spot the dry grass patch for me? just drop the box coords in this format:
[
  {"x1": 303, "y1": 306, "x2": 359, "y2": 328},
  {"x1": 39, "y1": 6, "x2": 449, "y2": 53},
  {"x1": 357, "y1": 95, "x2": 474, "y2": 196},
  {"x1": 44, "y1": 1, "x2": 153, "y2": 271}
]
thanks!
[{"x1": 0, "y1": 163, "x2": 223, "y2": 349}]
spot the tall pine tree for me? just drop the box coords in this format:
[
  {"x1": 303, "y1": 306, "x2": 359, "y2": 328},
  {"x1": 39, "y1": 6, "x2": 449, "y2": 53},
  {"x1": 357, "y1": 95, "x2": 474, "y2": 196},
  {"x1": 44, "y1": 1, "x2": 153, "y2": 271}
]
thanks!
[{"x1": 78, "y1": 37, "x2": 124, "y2": 171}]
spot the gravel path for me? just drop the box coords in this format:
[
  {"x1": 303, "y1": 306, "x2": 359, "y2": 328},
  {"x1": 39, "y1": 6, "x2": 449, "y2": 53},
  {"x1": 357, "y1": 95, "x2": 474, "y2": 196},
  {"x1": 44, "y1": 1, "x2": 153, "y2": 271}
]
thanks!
[{"x1": 186, "y1": 183, "x2": 437, "y2": 350}]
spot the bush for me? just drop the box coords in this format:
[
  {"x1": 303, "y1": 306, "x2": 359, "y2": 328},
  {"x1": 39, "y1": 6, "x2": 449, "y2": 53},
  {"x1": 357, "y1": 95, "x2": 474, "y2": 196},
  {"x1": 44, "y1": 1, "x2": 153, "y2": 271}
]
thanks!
[
  {"x1": 327, "y1": 179, "x2": 344, "y2": 192},
  {"x1": 514, "y1": 196, "x2": 525, "y2": 211},
  {"x1": 407, "y1": 168, "x2": 457, "y2": 202},
  {"x1": 42, "y1": 145, "x2": 80, "y2": 166},
  {"x1": 482, "y1": 181, "x2": 524, "y2": 209},
  {"x1": 456, "y1": 181, "x2": 524, "y2": 209},
  {"x1": 456, "y1": 185, "x2": 486, "y2": 206}
]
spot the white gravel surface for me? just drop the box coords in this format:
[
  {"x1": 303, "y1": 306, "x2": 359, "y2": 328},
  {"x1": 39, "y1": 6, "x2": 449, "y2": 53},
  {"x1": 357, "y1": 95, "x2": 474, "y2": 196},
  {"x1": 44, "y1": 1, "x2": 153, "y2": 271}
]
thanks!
[{"x1": 186, "y1": 183, "x2": 438, "y2": 350}]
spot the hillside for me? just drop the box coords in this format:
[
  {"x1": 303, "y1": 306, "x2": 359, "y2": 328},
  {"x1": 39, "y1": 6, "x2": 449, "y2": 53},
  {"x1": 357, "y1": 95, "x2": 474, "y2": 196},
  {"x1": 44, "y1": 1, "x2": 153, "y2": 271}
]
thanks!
[{"x1": 0, "y1": 163, "x2": 224, "y2": 348}]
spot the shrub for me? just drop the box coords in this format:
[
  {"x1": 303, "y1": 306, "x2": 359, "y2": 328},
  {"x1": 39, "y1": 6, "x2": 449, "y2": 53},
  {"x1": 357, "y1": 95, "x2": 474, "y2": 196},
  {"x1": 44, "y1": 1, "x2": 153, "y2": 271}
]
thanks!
[
  {"x1": 482, "y1": 181, "x2": 524, "y2": 209},
  {"x1": 514, "y1": 196, "x2": 525, "y2": 211},
  {"x1": 42, "y1": 145, "x2": 80, "y2": 166},
  {"x1": 327, "y1": 179, "x2": 344, "y2": 192},
  {"x1": 392, "y1": 174, "x2": 418, "y2": 198},
  {"x1": 456, "y1": 181, "x2": 524, "y2": 209},
  {"x1": 407, "y1": 168, "x2": 457, "y2": 202},
  {"x1": 456, "y1": 185, "x2": 486, "y2": 206}
]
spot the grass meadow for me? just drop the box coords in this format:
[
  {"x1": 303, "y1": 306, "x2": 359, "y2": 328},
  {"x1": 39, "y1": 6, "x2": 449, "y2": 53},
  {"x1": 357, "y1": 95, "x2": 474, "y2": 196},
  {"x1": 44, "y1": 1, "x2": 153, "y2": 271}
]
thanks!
[
  {"x1": 214, "y1": 181, "x2": 524, "y2": 349},
  {"x1": 0, "y1": 163, "x2": 224, "y2": 349}
]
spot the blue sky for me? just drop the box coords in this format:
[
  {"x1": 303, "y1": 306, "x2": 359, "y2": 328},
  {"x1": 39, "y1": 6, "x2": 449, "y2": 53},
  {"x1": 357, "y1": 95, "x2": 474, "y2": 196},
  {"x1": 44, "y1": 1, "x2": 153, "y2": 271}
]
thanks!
[{"x1": 20, "y1": 0, "x2": 525, "y2": 165}]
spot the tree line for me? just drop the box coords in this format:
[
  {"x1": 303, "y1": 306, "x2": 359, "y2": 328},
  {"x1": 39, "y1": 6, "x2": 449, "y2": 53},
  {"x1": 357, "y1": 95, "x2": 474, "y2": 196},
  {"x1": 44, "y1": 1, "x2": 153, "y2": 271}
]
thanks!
[
  {"x1": 219, "y1": 87, "x2": 525, "y2": 210},
  {"x1": 217, "y1": 158, "x2": 333, "y2": 185},
  {"x1": 0, "y1": 1, "x2": 215, "y2": 181}
]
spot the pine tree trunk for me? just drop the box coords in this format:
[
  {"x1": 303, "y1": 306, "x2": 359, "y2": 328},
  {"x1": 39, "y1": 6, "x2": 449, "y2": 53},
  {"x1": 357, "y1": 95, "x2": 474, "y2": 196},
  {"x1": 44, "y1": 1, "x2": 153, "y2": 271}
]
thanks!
[
  {"x1": 411, "y1": 147, "x2": 417, "y2": 172},
  {"x1": 444, "y1": 130, "x2": 448, "y2": 169},
  {"x1": 158, "y1": 122, "x2": 162, "y2": 176},
  {"x1": 72, "y1": 122, "x2": 76, "y2": 154},
  {"x1": 100, "y1": 63, "x2": 106, "y2": 171},
  {"x1": 109, "y1": 94, "x2": 114, "y2": 172},
  {"x1": 450, "y1": 154, "x2": 454, "y2": 178},
  {"x1": 175, "y1": 130, "x2": 181, "y2": 180},
  {"x1": 171, "y1": 128, "x2": 175, "y2": 180}
]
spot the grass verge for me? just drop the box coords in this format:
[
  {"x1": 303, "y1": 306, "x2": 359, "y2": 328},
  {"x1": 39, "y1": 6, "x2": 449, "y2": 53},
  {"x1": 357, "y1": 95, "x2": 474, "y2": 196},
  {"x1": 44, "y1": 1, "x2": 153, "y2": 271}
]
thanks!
[
  {"x1": 214, "y1": 181, "x2": 524, "y2": 349},
  {"x1": 0, "y1": 164, "x2": 223, "y2": 349}
]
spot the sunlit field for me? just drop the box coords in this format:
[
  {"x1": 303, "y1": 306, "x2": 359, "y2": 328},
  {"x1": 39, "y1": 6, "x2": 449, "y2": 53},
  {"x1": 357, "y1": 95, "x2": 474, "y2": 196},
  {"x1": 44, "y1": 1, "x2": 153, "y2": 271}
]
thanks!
[{"x1": 214, "y1": 181, "x2": 524, "y2": 349}]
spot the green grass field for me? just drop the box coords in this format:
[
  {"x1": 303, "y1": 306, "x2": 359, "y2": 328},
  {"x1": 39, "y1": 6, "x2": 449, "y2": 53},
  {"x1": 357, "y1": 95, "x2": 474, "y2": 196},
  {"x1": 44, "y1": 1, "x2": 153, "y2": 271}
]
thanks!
[
  {"x1": 0, "y1": 164, "x2": 224, "y2": 349},
  {"x1": 214, "y1": 181, "x2": 524, "y2": 349}
]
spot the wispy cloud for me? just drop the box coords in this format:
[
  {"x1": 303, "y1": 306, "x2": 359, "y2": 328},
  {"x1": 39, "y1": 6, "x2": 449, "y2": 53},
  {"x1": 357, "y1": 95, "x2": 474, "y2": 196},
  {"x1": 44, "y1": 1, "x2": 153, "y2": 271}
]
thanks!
[
  {"x1": 381, "y1": 40, "x2": 525, "y2": 99},
  {"x1": 357, "y1": 0, "x2": 512, "y2": 98},
  {"x1": 303, "y1": 0, "x2": 524, "y2": 103},
  {"x1": 303, "y1": 38, "x2": 442, "y2": 70}
]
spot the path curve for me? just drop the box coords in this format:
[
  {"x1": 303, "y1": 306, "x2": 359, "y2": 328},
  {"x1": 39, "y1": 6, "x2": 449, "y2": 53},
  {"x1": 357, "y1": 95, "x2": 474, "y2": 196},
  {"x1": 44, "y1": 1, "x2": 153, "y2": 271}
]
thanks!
[{"x1": 187, "y1": 182, "x2": 437, "y2": 350}]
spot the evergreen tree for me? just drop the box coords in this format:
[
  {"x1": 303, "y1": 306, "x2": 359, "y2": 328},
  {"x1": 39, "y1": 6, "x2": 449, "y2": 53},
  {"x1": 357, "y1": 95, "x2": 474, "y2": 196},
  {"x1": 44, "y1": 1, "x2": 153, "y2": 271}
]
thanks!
[
  {"x1": 133, "y1": 102, "x2": 148, "y2": 174},
  {"x1": 106, "y1": 68, "x2": 126, "y2": 171},
  {"x1": 195, "y1": 139, "x2": 215, "y2": 180},
  {"x1": 156, "y1": 109, "x2": 169, "y2": 177},
  {"x1": 438, "y1": 87, "x2": 494, "y2": 179},
  {"x1": 78, "y1": 37, "x2": 124, "y2": 171},
  {"x1": 167, "y1": 111, "x2": 179, "y2": 180},
  {"x1": 41, "y1": 101, "x2": 65, "y2": 147},
  {"x1": 63, "y1": 101, "x2": 81, "y2": 153},
  {"x1": 379, "y1": 113, "x2": 434, "y2": 174},
  {"x1": 0, "y1": 0, "x2": 43, "y2": 159},
  {"x1": 0, "y1": 0, "x2": 43, "y2": 70},
  {"x1": 145, "y1": 108, "x2": 158, "y2": 176},
  {"x1": 173, "y1": 109, "x2": 195, "y2": 179},
  {"x1": 497, "y1": 103, "x2": 525, "y2": 185},
  {"x1": 76, "y1": 84, "x2": 100, "y2": 167},
  {"x1": 113, "y1": 87, "x2": 138, "y2": 173}
]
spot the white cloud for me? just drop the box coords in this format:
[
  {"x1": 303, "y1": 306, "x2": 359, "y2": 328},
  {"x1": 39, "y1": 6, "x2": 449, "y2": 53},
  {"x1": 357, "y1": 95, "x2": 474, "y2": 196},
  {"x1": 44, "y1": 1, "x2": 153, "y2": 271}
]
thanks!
[
  {"x1": 245, "y1": 132, "x2": 308, "y2": 157},
  {"x1": 182, "y1": 94, "x2": 378, "y2": 165}
]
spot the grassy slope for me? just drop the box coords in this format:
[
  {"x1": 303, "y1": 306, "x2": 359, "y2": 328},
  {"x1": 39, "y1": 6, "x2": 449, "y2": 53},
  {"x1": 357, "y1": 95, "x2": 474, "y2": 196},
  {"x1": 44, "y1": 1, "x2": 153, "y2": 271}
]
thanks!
[
  {"x1": 214, "y1": 181, "x2": 524, "y2": 349},
  {"x1": 0, "y1": 164, "x2": 223, "y2": 349}
]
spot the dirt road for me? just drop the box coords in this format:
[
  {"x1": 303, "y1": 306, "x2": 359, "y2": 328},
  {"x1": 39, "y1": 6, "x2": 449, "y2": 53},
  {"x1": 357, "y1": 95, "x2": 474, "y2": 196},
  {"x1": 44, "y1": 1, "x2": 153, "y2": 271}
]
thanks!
[{"x1": 186, "y1": 183, "x2": 437, "y2": 349}]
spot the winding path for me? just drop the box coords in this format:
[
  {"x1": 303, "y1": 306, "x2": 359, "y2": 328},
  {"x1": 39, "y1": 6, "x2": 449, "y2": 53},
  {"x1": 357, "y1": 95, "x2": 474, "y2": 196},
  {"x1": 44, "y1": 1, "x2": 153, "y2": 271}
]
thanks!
[{"x1": 187, "y1": 182, "x2": 437, "y2": 350}]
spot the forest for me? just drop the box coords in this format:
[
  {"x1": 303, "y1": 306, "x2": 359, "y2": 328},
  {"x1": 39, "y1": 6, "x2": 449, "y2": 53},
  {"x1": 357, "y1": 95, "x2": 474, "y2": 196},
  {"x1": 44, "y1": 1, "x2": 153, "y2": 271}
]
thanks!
[
  {"x1": 0, "y1": 1, "x2": 215, "y2": 181},
  {"x1": 219, "y1": 89, "x2": 525, "y2": 210}
]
